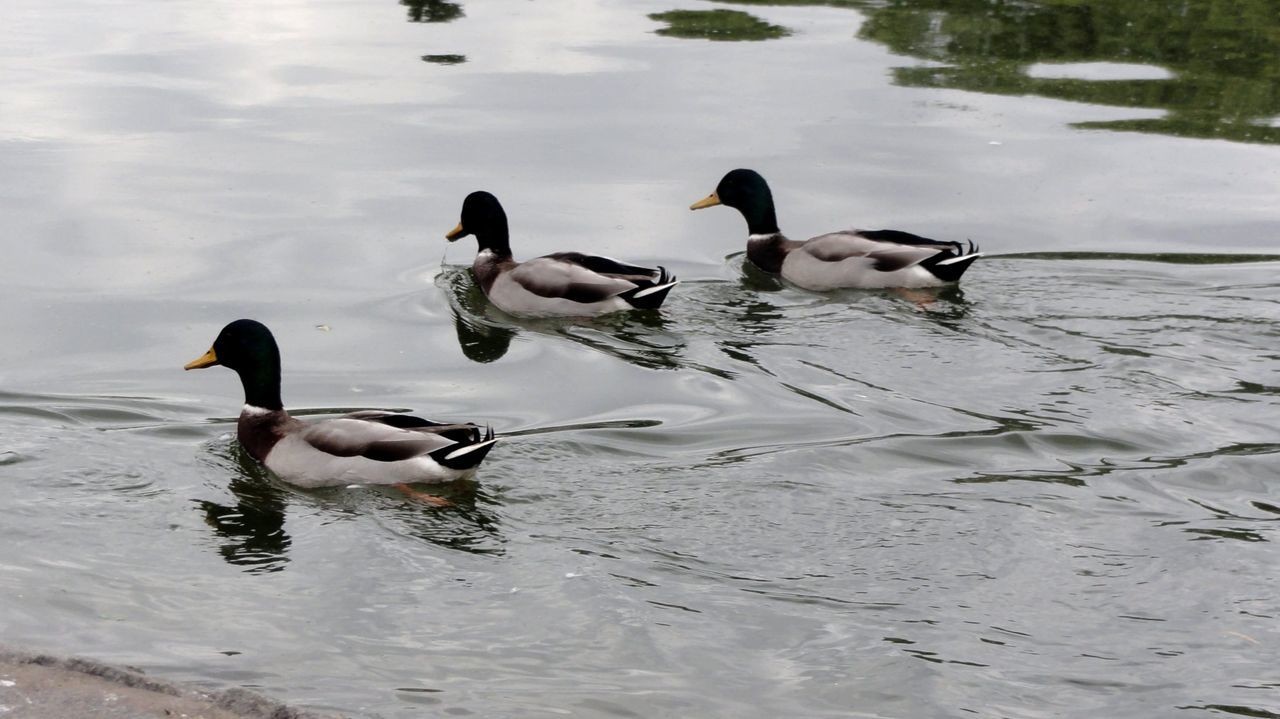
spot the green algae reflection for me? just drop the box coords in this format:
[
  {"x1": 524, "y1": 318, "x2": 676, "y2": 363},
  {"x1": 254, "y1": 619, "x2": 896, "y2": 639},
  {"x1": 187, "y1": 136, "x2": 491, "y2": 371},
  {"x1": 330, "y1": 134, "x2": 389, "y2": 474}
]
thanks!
[
  {"x1": 703, "y1": 0, "x2": 1280, "y2": 144},
  {"x1": 649, "y1": 9, "x2": 791, "y2": 41}
]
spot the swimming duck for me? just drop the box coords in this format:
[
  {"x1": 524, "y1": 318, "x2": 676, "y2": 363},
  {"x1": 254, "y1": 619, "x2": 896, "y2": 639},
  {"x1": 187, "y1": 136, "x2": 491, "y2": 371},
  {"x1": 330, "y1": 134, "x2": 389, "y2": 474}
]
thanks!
[
  {"x1": 184, "y1": 319, "x2": 497, "y2": 489},
  {"x1": 445, "y1": 191, "x2": 678, "y2": 317},
  {"x1": 690, "y1": 169, "x2": 982, "y2": 290}
]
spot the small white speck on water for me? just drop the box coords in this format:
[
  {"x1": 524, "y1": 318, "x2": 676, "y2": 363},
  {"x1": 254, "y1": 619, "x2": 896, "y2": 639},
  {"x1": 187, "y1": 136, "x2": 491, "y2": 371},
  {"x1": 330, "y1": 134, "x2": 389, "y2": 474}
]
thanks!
[
  {"x1": 315, "y1": 324, "x2": 331, "y2": 332},
  {"x1": 989, "y1": 140, "x2": 1003, "y2": 146},
  {"x1": 0, "y1": 679, "x2": 14, "y2": 687},
  {"x1": 565, "y1": 572, "x2": 580, "y2": 579}
]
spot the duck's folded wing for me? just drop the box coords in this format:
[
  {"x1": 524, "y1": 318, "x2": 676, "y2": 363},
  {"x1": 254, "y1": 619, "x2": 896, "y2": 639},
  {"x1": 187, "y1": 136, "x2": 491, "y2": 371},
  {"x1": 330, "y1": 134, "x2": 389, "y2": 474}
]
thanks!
[
  {"x1": 509, "y1": 256, "x2": 638, "y2": 303},
  {"x1": 804, "y1": 231, "x2": 949, "y2": 272},
  {"x1": 546, "y1": 252, "x2": 659, "y2": 281},
  {"x1": 301, "y1": 418, "x2": 458, "y2": 462},
  {"x1": 344, "y1": 410, "x2": 485, "y2": 443},
  {"x1": 856, "y1": 229, "x2": 963, "y2": 252}
]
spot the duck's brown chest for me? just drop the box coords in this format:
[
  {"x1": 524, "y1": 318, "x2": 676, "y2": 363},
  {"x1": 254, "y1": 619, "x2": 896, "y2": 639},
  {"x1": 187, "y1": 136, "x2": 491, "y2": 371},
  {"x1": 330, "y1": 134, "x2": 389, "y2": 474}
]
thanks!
[
  {"x1": 473, "y1": 252, "x2": 517, "y2": 294},
  {"x1": 236, "y1": 408, "x2": 293, "y2": 462},
  {"x1": 746, "y1": 234, "x2": 790, "y2": 274}
]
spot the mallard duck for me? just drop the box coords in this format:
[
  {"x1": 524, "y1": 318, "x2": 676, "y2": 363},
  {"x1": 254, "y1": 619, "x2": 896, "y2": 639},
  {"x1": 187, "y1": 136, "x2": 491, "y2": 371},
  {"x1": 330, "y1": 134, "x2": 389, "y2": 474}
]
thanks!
[
  {"x1": 445, "y1": 191, "x2": 678, "y2": 317},
  {"x1": 184, "y1": 319, "x2": 496, "y2": 489},
  {"x1": 690, "y1": 169, "x2": 982, "y2": 290}
]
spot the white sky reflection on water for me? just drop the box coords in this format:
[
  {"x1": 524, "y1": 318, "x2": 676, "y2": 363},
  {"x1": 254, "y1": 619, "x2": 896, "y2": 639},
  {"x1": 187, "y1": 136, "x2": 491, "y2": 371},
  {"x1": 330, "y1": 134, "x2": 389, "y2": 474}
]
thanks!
[{"x1": 1026, "y1": 62, "x2": 1176, "y2": 81}]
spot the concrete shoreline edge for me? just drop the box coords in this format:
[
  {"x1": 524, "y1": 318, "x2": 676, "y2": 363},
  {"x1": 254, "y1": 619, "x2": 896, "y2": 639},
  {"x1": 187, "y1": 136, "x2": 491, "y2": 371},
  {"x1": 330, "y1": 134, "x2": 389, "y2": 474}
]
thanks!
[{"x1": 0, "y1": 644, "x2": 343, "y2": 718}]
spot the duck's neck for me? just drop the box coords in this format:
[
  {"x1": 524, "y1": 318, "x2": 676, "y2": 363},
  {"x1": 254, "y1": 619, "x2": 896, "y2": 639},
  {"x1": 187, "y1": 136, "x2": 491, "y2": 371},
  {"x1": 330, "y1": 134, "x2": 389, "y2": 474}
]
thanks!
[
  {"x1": 474, "y1": 219, "x2": 512, "y2": 259},
  {"x1": 739, "y1": 200, "x2": 780, "y2": 236},
  {"x1": 236, "y1": 362, "x2": 283, "y2": 412}
]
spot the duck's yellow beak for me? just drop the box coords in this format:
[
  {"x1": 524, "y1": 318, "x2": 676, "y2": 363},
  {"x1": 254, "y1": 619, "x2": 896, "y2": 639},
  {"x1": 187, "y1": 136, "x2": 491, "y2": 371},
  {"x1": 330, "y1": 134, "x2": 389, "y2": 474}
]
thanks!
[
  {"x1": 690, "y1": 192, "x2": 721, "y2": 210},
  {"x1": 445, "y1": 222, "x2": 466, "y2": 241},
  {"x1": 184, "y1": 347, "x2": 219, "y2": 370}
]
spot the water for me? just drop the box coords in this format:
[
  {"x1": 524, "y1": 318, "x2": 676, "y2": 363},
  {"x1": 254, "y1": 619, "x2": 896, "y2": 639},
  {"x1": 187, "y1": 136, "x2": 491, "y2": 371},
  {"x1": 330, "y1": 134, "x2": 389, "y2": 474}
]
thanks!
[{"x1": 2, "y1": 0, "x2": 1279, "y2": 716}]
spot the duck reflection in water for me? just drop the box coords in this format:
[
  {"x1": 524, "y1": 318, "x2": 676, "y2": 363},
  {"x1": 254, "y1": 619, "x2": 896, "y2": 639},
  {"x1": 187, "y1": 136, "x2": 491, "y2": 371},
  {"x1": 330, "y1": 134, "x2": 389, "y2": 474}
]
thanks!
[
  {"x1": 702, "y1": 254, "x2": 973, "y2": 371},
  {"x1": 699, "y1": 265, "x2": 789, "y2": 371},
  {"x1": 197, "y1": 440, "x2": 506, "y2": 572},
  {"x1": 438, "y1": 266, "x2": 688, "y2": 371},
  {"x1": 371, "y1": 483, "x2": 506, "y2": 556},
  {"x1": 197, "y1": 442, "x2": 291, "y2": 574}
]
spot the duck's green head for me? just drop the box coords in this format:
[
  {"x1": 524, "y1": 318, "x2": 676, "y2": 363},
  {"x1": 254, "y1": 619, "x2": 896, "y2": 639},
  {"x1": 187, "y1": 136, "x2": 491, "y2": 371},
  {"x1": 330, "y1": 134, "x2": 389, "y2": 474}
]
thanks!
[
  {"x1": 185, "y1": 319, "x2": 283, "y2": 410},
  {"x1": 690, "y1": 168, "x2": 779, "y2": 235},
  {"x1": 446, "y1": 191, "x2": 511, "y2": 255}
]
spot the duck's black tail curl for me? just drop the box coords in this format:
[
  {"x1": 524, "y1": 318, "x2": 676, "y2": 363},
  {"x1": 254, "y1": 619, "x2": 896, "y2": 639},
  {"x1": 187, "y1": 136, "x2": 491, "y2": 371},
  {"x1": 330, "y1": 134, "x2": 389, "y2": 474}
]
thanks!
[
  {"x1": 923, "y1": 240, "x2": 983, "y2": 283},
  {"x1": 621, "y1": 266, "x2": 679, "y2": 310},
  {"x1": 431, "y1": 425, "x2": 497, "y2": 470}
]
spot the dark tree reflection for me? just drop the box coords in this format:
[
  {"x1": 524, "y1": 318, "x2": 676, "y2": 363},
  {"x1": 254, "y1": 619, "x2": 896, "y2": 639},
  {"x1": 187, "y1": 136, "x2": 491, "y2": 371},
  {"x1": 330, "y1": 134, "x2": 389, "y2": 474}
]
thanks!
[
  {"x1": 401, "y1": 0, "x2": 463, "y2": 23},
  {"x1": 859, "y1": 0, "x2": 1280, "y2": 143},
  {"x1": 695, "y1": 0, "x2": 1280, "y2": 143}
]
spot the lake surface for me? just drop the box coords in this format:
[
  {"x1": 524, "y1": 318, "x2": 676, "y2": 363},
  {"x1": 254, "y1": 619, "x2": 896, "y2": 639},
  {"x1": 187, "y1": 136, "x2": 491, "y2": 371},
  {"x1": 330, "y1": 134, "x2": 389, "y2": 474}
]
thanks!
[{"x1": 2, "y1": 0, "x2": 1279, "y2": 716}]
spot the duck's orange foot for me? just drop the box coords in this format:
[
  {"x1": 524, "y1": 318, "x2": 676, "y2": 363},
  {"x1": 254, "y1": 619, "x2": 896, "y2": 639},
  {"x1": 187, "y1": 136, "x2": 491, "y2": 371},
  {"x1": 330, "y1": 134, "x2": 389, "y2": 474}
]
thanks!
[
  {"x1": 893, "y1": 287, "x2": 939, "y2": 308},
  {"x1": 394, "y1": 483, "x2": 453, "y2": 507}
]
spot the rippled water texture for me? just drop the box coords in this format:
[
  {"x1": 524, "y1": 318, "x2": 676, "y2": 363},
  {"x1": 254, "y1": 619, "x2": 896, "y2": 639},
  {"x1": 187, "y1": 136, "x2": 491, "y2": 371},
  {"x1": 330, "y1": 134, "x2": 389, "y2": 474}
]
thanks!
[{"x1": 2, "y1": 0, "x2": 1279, "y2": 717}]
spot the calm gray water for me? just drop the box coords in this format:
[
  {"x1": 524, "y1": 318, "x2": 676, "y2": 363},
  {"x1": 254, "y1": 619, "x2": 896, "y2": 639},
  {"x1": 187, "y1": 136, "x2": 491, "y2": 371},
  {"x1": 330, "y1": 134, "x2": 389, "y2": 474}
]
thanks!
[{"x1": 2, "y1": 0, "x2": 1279, "y2": 716}]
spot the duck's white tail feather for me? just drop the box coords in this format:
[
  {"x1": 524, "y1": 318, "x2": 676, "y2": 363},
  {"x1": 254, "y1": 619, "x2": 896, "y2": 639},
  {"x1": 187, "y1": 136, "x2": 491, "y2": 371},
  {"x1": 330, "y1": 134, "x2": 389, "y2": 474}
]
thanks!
[
  {"x1": 444, "y1": 438, "x2": 498, "y2": 462},
  {"x1": 631, "y1": 279, "x2": 679, "y2": 299},
  {"x1": 935, "y1": 252, "x2": 984, "y2": 267}
]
